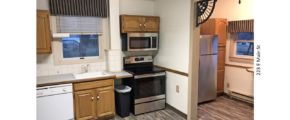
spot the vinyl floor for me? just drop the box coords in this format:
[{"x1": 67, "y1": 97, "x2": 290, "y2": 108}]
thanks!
[
  {"x1": 111, "y1": 96, "x2": 253, "y2": 120},
  {"x1": 198, "y1": 96, "x2": 253, "y2": 120}
]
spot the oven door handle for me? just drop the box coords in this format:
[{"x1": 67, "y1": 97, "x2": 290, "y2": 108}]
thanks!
[{"x1": 134, "y1": 72, "x2": 166, "y2": 79}]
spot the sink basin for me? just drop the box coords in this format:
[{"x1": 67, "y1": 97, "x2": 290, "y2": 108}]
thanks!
[{"x1": 73, "y1": 71, "x2": 111, "y2": 79}]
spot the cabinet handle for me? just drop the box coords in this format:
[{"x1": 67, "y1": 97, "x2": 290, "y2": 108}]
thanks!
[
  {"x1": 144, "y1": 24, "x2": 146, "y2": 27},
  {"x1": 139, "y1": 24, "x2": 142, "y2": 27},
  {"x1": 91, "y1": 96, "x2": 94, "y2": 101}
]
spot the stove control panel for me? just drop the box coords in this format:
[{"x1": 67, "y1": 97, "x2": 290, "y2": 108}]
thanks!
[{"x1": 124, "y1": 56, "x2": 153, "y2": 64}]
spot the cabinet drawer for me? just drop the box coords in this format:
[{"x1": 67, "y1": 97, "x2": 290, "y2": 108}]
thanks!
[{"x1": 74, "y1": 79, "x2": 113, "y2": 91}]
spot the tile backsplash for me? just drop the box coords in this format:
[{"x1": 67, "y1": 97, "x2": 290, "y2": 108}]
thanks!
[
  {"x1": 37, "y1": 62, "x2": 106, "y2": 76},
  {"x1": 37, "y1": 52, "x2": 113, "y2": 76},
  {"x1": 37, "y1": 49, "x2": 123, "y2": 76}
]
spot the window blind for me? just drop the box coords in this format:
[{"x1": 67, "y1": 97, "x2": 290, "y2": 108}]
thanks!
[
  {"x1": 228, "y1": 19, "x2": 254, "y2": 33},
  {"x1": 49, "y1": 0, "x2": 109, "y2": 17},
  {"x1": 56, "y1": 16, "x2": 103, "y2": 33}
]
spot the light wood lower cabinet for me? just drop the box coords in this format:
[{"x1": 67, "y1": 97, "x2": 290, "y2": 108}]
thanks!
[
  {"x1": 96, "y1": 86, "x2": 115, "y2": 118},
  {"x1": 74, "y1": 79, "x2": 115, "y2": 120},
  {"x1": 75, "y1": 90, "x2": 96, "y2": 120}
]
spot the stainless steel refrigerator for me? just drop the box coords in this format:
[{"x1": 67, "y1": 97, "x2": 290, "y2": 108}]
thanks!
[{"x1": 198, "y1": 35, "x2": 218, "y2": 103}]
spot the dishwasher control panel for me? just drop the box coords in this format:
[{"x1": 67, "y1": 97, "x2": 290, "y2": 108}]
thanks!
[{"x1": 37, "y1": 84, "x2": 72, "y2": 97}]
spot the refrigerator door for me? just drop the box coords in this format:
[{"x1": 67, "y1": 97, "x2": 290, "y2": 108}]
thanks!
[
  {"x1": 200, "y1": 35, "x2": 218, "y2": 55},
  {"x1": 198, "y1": 54, "x2": 217, "y2": 103}
]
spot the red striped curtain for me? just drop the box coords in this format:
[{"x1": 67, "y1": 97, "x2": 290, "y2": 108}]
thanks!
[{"x1": 228, "y1": 19, "x2": 254, "y2": 33}]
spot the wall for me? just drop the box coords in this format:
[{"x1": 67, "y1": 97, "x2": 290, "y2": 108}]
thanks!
[
  {"x1": 154, "y1": 0, "x2": 192, "y2": 114},
  {"x1": 120, "y1": 0, "x2": 155, "y2": 16},
  {"x1": 211, "y1": 0, "x2": 253, "y2": 21},
  {"x1": 211, "y1": 0, "x2": 254, "y2": 96}
]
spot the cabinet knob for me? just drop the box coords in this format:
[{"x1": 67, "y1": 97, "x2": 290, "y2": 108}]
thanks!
[
  {"x1": 97, "y1": 96, "x2": 100, "y2": 100},
  {"x1": 139, "y1": 24, "x2": 142, "y2": 27},
  {"x1": 144, "y1": 24, "x2": 146, "y2": 27},
  {"x1": 91, "y1": 96, "x2": 94, "y2": 101}
]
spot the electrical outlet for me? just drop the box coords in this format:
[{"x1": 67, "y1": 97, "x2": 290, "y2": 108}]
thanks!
[
  {"x1": 227, "y1": 83, "x2": 230, "y2": 88},
  {"x1": 176, "y1": 85, "x2": 180, "y2": 93}
]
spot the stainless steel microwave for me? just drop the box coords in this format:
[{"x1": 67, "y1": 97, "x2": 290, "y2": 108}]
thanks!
[{"x1": 121, "y1": 33, "x2": 158, "y2": 51}]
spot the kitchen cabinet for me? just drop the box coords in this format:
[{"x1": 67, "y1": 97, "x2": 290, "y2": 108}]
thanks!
[
  {"x1": 74, "y1": 90, "x2": 95, "y2": 120},
  {"x1": 217, "y1": 70, "x2": 225, "y2": 93},
  {"x1": 201, "y1": 18, "x2": 227, "y2": 46},
  {"x1": 200, "y1": 18, "x2": 227, "y2": 94},
  {"x1": 120, "y1": 15, "x2": 159, "y2": 33},
  {"x1": 73, "y1": 79, "x2": 115, "y2": 120},
  {"x1": 96, "y1": 86, "x2": 114, "y2": 118},
  {"x1": 37, "y1": 10, "x2": 52, "y2": 54}
]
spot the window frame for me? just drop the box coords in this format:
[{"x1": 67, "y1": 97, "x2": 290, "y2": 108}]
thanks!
[
  {"x1": 52, "y1": 33, "x2": 105, "y2": 65},
  {"x1": 229, "y1": 32, "x2": 254, "y2": 64}
]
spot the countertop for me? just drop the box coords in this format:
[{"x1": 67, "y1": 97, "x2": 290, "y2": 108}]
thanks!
[{"x1": 37, "y1": 71, "x2": 133, "y2": 87}]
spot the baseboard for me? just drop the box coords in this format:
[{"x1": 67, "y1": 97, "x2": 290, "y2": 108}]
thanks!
[
  {"x1": 166, "y1": 103, "x2": 187, "y2": 119},
  {"x1": 224, "y1": 93, "x2": 254, "y2": 106}
]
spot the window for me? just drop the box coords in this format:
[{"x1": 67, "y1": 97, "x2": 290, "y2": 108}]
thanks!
[
  {"x1": 51, "y1": 16, "x2": 109, "y2": 65},
  {"x1": 62, "y1": 34, "x2": 99, "y2": 59},
  {"x1": 229, "y1": 32, "x2": 254, "y2": 63}
]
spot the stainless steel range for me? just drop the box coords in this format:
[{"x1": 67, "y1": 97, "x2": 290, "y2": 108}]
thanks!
[{"x1": 123, "y1": 56, "x2": 166, "y2": 115}]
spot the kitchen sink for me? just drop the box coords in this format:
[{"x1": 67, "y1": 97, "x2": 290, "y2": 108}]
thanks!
[{"x1": 73, "y1": 71, "x2": 112, "y2": 79}]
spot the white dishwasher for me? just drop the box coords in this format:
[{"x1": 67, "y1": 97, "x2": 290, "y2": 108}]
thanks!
[{"x1": 37, "y1": 83, "x2": 74, "y2": 120}]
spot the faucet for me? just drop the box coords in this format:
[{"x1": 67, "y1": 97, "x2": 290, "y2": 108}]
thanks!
[{"x1": 81, "y1": 64, "x2": 90, "y2": 73}]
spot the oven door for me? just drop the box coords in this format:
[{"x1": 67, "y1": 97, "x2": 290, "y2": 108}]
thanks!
[{"x1": 133, "y1": 72, "x2": 166, "y2": 103}]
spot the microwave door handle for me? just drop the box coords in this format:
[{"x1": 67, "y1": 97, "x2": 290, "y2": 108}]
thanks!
[
  {"x1": 150, "y1": 37, "x2": 153, "y2": 48},
  {"x1": 134, "y1": 72, "x2": 166, "y2": 79}
]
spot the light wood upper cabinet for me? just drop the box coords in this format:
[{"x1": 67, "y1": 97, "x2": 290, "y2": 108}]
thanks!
[
  {"x1": 37, "y1": 10, "x2": 52, "y2": 54},
  {"x1": 121, "y1": 16, "x2": 143, "y2": 32},
  {"x1": 96, "y1": 86, "x2": 115, "y2": 118},
  {"x1": 74, "y1": 90, "x2": 96, "y2": 120},
  {"x1": 200, "y1": 18, "x2": 227, "y2": 46},
  {"x1": 73, "y1": 79, "x2": 115, "y2": 120},
  {"x1": 120, "y1": 15, "x2": 159, "y2": 33},
  {"x1": 144, "y1": 17, "x2": 159, "y2": 32}
]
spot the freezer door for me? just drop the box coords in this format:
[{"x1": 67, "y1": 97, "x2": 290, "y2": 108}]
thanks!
[
  {"x1": 200, "y1": 35, "x2": 218, "y2": 55},
  {"x1": 198, "y1": 54, "x2": 217, "y2": 103}
]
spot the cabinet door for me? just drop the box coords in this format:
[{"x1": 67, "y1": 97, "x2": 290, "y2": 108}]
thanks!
[
  {"x1": 37, "y1": 10, "x2": 51, "y2": 54},
  {"x1": 218, "y1": 47, "x2": 226, "y2": 70},
  {"x1": 144, "y1": 17, "x2": 159, "y2": 32},
  {"x1": 121, "y1": 16, "x2": 143, "y2": 33},
  {"x1": 200, "y1": 19, "x2": 216, "y2": 35},
  {"x1": 96, "y1": 86, "x2": 115, "y2": 118},
  {"x1": 74, "y1": 90, "x2": 95, "y2": 120},
  {"x1": 216, "y1": 19, "x2": 227, "y2": 46},
  {"x1": 217, "y1": 70, "x2": 225, "y2": 93}
]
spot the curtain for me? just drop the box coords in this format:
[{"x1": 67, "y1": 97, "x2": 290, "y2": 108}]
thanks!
[
  {"x1": 228, "y1": 19, "x2": 254, "y2": 33},
  {"x1": 49, "y1": 0, "x2": 109, "y2": 17},
  {"x1": 56, "y1": 16, "x2": 103, "y2": 33}
]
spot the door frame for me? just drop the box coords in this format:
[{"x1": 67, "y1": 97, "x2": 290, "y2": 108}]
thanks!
[{"x1": 187, "y1": 0, "x2": 200, "y2": 120}]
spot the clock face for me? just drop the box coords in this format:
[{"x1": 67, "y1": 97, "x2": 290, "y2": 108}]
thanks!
[{"x1": 196, "y1": 0, "x2": 217, "y2": 27}]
